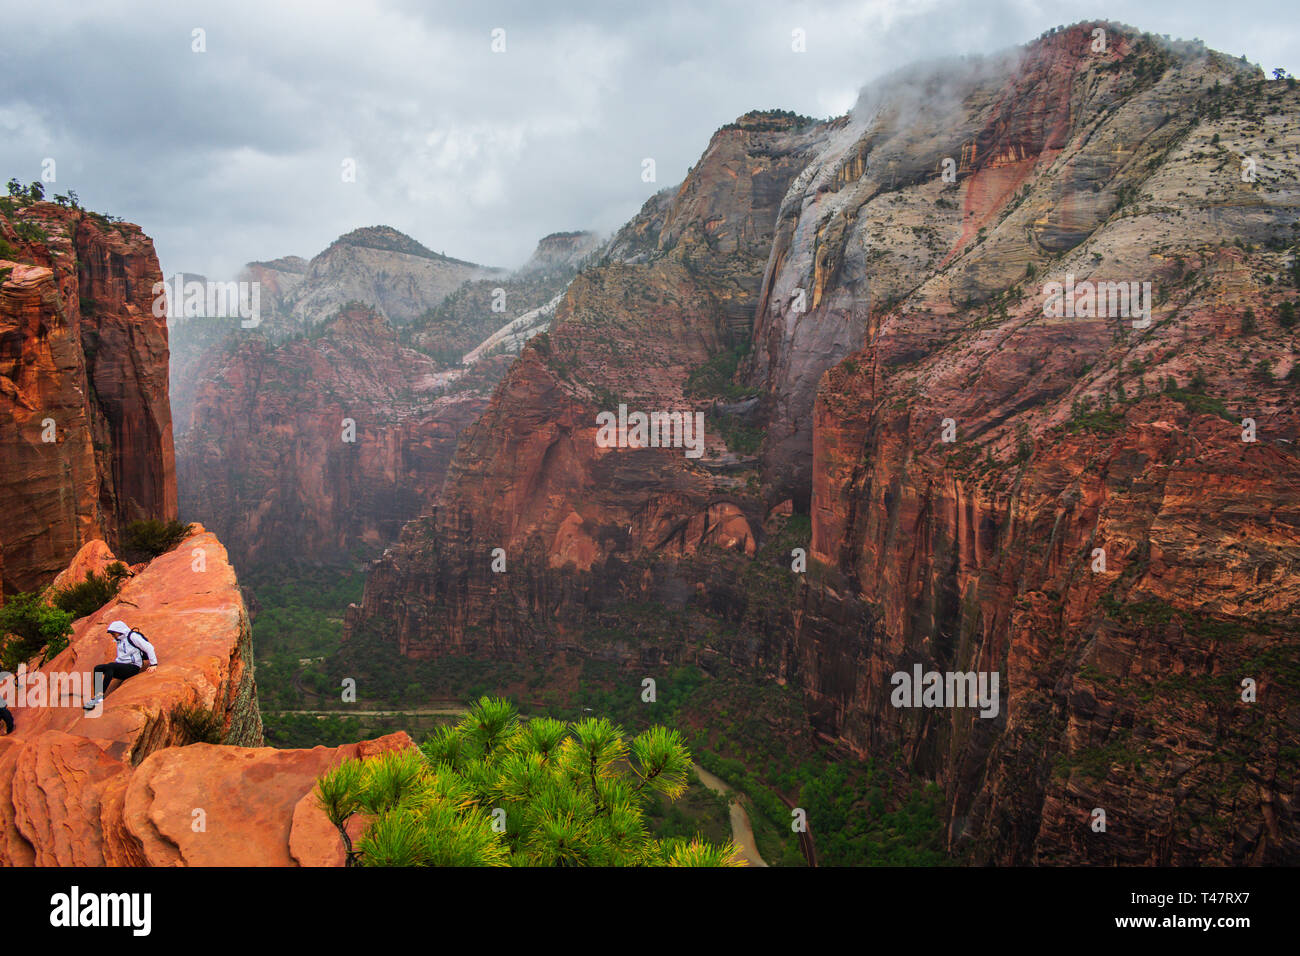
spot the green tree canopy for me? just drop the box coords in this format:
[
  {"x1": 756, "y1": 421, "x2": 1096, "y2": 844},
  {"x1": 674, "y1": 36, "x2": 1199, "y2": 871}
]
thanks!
[
  {"x1": 0, "y1": 591, "x2": 74, "y2": 672},
  {"x1": 315, "y1": 697, "x2": 741, "y2": 867}
]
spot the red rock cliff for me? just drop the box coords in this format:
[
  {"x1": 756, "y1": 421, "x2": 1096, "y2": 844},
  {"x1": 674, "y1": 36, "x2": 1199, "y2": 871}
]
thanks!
[
  {"x1": 348, "y1": 110, "x2": 825, "y2": 659},
  {"x1": 176, "y1": 304, "x2": 491, "y2": 570},
  {"x1": 0, "y1": 200, "x2": 176, "y2": 594},
  {"x1": 0, "y1": 528, "x2": 411, "y2": 866},
  {"x1": 784, "y1": 26, "x2": 1300, "y2": 864}
]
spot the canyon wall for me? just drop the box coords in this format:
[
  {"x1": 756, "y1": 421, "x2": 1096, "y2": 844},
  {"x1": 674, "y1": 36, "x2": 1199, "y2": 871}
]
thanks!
[
  {"x1": 784, "y1": 26, "x2": 1300, "y2": 864},
  {"x1": 0, "y1": 201, "x2": 176, "y2": 594},
  {"x1": 176, "y1": 305, "x2": 490, "y2": 570},
  {"x1": 349, "y1": 109, "x2": 828, "y2": 659},
  {"x1": 348, "y1": 25, "x2": 1300, "y2": 863}
]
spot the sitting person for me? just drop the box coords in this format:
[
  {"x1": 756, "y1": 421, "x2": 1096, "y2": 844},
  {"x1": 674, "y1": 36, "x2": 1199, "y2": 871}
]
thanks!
[{"x1": 84, "y1": 620, "x2": 157, "y2": 711}]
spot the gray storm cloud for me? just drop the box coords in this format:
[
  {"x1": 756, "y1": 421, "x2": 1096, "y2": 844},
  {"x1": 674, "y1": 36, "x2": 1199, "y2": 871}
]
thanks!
[{"x1": 0, "y1": 0, "x2": 1289, "y2": 279}]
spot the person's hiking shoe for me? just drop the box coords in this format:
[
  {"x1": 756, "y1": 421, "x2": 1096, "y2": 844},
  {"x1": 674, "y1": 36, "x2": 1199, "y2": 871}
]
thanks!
[{"x1": 83, "y1": 696, "x2": 103, "y2": 711}]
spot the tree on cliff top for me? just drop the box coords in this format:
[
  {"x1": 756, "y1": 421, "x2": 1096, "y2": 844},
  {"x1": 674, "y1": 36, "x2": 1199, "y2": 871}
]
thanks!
[
  {"x1": 122, "y1": 520, "x2": 193, "y2": 563},
  {"x1": 315, "y1": 697, "x2": 741, "y2": 867}
]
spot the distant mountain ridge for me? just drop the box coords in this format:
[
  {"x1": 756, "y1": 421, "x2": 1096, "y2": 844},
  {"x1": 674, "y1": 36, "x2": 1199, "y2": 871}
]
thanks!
[
  {"x1": 175, "y1": 226, "x2": 595, "y2": 569},
  {"x1": 330, "y1": 225, "x2": 486, "y2": 267},
  {"x1": 516, "y1": 230, "x2": 601, "y2": 275},
  {"x1": 266, "y1": 224, "x2": 502, "y2": 330}
]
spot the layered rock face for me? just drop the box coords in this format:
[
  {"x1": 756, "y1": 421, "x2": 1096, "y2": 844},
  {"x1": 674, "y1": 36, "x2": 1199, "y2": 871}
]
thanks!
[
  {"x1": 0, "y1": 201, "x2": 176, "y2": 594},
  {"x1": 0, "y1": 530, "x2": 411, "y2": 866},
  {"x1": 170, "y1": 227, "x2": 493, "y2": 441},
  {"x1": 349, "y1": 25, "x2": 1300, "y2": 864},
  {"x1": 349, "y1": 109, "x2": 827, "y2": 659},
  {"x1": 782, "y1": 27, "x2": 1300, "y2": 865},
  {"x1": 177, "y1": 230, "x2": 596, "y2": 571},
  {"x1": 176, "y1": 305, "x2": 489, "y2": 570}
]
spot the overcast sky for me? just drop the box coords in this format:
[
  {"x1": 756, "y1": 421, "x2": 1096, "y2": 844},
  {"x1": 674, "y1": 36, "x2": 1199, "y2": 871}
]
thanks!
[{"x1": 0, "y1": 0, "x2": 1293, "y2": 279}]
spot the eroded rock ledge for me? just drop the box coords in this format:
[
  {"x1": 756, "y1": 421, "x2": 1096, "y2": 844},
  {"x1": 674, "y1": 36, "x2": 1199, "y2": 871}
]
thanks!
[{"x1": 0, "y1": 527, "x2": 409, "y2": 866}]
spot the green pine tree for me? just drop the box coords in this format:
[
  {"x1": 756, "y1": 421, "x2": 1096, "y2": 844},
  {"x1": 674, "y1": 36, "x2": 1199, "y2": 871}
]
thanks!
[{"x1": 315, "y1": 697, "x2": 741, "y2": 867}]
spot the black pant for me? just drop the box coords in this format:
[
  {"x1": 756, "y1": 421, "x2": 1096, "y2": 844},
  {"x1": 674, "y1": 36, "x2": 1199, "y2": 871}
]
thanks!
[
  {"x1": 0, "y1": 707, "x2": 11, "y2": 733},
  {"x1": 93, "y1": 662, "x2": 141, "y2": 691}
]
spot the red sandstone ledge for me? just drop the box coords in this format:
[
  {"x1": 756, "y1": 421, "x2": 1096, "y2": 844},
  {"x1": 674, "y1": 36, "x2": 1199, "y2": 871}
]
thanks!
[{"x1": 0, "y1": 527, "x2": 411, "y2": 866}]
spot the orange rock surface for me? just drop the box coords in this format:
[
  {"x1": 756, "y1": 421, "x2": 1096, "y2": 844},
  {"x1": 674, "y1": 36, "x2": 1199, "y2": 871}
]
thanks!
[
  {"x1": 0, "y1": 530, "x2": 412, "y2": 866},
  {"x1": 0, "y1": 201, "x2": 176, "y2": 595},
  {"x1": 46, "y1": 538, "x2": 119, "y2": 597}
]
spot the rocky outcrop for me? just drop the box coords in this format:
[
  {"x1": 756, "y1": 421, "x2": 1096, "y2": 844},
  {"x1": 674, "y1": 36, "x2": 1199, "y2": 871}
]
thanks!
[
  {"x1": 176, "y1": 305, "x2": 489, "y2": 570},
  {"x1": 47, "y1": 538, "x2": 119, "y2": 595},
  {"x1": 516, "y1": 231, "x2": 601, "y2": 276},
  {"x1": 348, "y1": 25, "x2": 1300, "y2": 865},
  {"x1": 0, "y1": 201, "x2": 176, "y2": 595},
  {"x1": 121, "y1": 732, "x2": 412, "y2": 866},
  {"x1": 0, "y1": 529, "x2": 411, "y2": 866}
]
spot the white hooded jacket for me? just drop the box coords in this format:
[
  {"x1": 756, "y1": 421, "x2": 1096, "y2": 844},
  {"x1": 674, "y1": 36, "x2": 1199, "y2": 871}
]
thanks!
[{"x1": 106, "y1": 621, "x2": 158, "y2": 668}]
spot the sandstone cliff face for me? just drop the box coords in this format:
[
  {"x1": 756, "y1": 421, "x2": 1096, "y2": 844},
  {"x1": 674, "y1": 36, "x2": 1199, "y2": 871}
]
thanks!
[
  {"x1": 747, "y1": 26, "x2": 1150, "y2": 504},
  {"x1": 0, "y1": 530, "x2": 411, "y2": 866},
  {"x1": 176, "y1": 227, "x2": 599, "y2": 571},
  {"x1": 349, "y1": 25, "x2": 1300, "y2": 864},
  {"x1": 0, "y1": 201, "x2": 176, "y2": 594},
  {"x1": 350, "y1": 110, "x2": 826, "y2": 658},
  {"x1": 783, "y1": 27, "x2": 1300, "y2": 864},
  {"x1": 176, "y1": 305, "x2": 488, "y2": 570}
]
